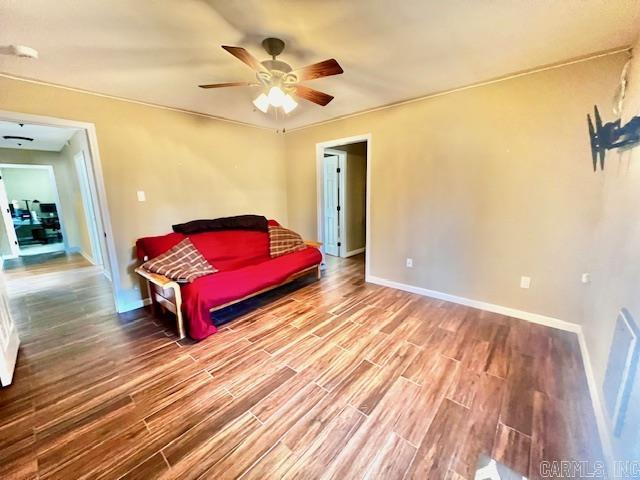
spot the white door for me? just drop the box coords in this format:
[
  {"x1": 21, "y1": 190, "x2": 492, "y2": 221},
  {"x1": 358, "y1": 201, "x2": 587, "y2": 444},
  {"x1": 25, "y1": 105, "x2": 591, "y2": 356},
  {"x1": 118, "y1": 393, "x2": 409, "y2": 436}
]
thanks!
[
  {"x1": 0, "y1": 266, "x2": 19, "y2": 386},
  {"x1": 74, "y1": 151, "x2": 103, "y2": 266},
  {"x1": 0, "y1": 173, "x2": 20, "y2": 258},
  {"x1": 323, "y1": 155, "x2": 340, "y2": 256}
]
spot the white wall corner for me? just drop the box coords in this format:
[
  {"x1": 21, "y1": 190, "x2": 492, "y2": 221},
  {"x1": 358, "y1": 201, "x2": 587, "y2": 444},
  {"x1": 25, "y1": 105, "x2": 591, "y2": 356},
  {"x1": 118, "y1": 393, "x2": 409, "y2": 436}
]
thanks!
[{"x1": 116, "y1": 293, "x2": 151, "y2": 313}]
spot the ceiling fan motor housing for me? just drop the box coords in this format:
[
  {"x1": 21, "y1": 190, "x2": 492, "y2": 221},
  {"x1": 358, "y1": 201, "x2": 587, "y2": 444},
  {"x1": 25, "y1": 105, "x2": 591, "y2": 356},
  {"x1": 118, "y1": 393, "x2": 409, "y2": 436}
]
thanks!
[{"x1": 262, "y1": 37, "x2": 285, "y2": 58}]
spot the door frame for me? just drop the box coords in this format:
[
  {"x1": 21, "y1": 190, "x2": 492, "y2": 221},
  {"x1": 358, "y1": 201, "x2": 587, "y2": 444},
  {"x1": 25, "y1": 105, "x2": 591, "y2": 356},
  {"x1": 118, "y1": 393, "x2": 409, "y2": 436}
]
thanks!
[
  {"x1": 0, "y1": 163, "x2": 70, "y2": 254},
  {"x1": 323, "y1": 148, "x2": 347, "y2": 257},
  {"x1": 0, "y1": 176, "x2": 20, "y2": 259},
  {"x1": 315, "y1": 133, "x2": 371, "y2": 277},
  {"x1": 0, "y1": 109, "x2": 121, "y2": 312},
  {"x1": 73, "y1": 150, "x2": 104, "y2": 267}
]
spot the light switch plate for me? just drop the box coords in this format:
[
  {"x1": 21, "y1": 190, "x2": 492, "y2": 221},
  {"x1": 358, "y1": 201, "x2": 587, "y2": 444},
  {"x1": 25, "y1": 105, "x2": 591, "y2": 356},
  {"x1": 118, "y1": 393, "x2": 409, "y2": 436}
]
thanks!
[
  {"x1": 137, "y1": 191, "x2": 146, "y2": 202},
  {"x1": 406, "y1": 258, "x2": 413, "y2": 268},
  {"x1": 520, "y1": 276, "x2": 531, "y2": 289}
]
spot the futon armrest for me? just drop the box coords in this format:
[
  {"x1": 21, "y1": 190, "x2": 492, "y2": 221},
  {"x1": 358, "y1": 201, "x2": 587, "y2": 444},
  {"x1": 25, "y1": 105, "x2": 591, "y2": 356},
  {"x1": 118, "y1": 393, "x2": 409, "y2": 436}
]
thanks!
[
  {"x1": 304, "y1": 240, "x2": 322, "y2": 248},
  {"x1": 134, "y1": 267, "x2": 178, "y2": 289},
  {"x1": 134, "y1": 267, "x2": 186, "y2": 339}
]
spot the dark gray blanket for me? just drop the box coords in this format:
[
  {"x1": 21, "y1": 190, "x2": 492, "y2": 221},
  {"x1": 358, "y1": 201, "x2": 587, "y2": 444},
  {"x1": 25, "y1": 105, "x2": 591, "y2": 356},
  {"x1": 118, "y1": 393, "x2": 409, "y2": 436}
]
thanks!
[{"x1": 172, "y1": 215, "x2": 268, "y2": 235}]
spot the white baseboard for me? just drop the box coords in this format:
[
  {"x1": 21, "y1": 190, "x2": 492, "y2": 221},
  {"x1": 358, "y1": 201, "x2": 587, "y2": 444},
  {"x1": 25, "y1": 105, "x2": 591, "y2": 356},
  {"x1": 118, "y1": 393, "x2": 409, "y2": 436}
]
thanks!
[
  {"x1": 365, "y1": 274, "x2": 580, "y2": 332},
  {"x1": 365, "y1": 273, "x2": 612, "y2": 472},
  {"x1": 343, "y1": 247, "x2": 365, "y2": 258}
]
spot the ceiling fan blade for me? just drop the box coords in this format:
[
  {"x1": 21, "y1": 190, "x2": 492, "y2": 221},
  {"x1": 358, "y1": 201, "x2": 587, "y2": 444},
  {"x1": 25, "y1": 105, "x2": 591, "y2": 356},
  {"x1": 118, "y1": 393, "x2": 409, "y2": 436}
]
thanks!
[
  {"x1": 199, "y1": 82, "x2": 257, "y2": 88},
  {"x1": 292, "y1": 59, "x2": 343, "y2": 81},
  {"x1": 222, "y1": 45, "x2": 267, "y2": 72},
  {"x1": 293, "y1": 85, "x2": 334, "y2": 106}
]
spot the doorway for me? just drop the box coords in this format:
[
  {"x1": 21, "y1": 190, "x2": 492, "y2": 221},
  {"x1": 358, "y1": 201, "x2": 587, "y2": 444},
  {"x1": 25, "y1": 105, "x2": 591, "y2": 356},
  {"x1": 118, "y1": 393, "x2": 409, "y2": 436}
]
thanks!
[
  {"x1": 0, "y1": 111, "x2": 120, "y2": 307},
  {"x1": 0, "y1": 164, "x2": 67, "y2": 257},
  {"x1": 316, "y1": 135, "x2": 371, "y2": 274}
]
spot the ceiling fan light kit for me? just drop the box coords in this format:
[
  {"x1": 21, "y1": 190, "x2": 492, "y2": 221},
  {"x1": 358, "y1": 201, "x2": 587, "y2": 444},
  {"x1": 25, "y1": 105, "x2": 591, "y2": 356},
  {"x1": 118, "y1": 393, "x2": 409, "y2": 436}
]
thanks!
[{"x1": 199, "y1": 37, "x2": 343, "y2": 116}]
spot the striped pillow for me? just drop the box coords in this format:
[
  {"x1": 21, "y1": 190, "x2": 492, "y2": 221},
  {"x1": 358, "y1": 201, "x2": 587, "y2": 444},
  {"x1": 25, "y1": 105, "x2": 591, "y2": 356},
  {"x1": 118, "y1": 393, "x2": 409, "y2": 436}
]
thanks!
[
  {"x1": 269, "y1": 225, "x2": 306, "y2": 258},
  {"x1": 141, "y1": 238, "x2": 217, "y2": 283}
]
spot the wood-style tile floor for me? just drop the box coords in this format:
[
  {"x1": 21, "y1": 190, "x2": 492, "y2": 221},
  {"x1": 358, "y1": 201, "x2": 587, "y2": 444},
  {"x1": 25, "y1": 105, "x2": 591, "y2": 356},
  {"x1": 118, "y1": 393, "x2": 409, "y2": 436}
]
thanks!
[{"x1": 0, "y1": 253, "x2": 603, "y2": 479}]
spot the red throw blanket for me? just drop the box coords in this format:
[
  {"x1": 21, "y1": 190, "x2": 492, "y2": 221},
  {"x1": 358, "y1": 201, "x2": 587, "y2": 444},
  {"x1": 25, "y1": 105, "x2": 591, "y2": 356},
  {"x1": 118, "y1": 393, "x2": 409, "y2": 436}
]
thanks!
[{"x1": 180, "y1": 246, "x2": 322, "y2": 339}]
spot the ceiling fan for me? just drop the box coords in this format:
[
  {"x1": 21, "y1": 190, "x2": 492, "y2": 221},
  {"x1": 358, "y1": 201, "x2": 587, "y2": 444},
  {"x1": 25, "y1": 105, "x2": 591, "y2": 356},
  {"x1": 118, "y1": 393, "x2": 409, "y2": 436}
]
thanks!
[{"x1": 199, "y1": 37, "x2": 344, "y2": 114}]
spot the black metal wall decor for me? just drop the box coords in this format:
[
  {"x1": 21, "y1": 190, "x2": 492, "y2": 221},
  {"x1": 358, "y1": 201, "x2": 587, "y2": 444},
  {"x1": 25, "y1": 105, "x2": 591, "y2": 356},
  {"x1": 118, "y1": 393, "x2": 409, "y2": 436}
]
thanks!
[{"x1": 587, "y1": 105, "x2": 640, "y2": 171}]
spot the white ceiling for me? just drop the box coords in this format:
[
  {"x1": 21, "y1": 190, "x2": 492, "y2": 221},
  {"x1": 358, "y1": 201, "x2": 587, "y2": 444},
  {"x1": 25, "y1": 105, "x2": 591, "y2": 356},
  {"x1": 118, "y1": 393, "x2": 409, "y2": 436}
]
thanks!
[
  {"x1": 0, "y1": 121, "x2": 78, "y2": 151},
  {"x1": 0, "y1": 0, "x2": 639, "y2": 130}
]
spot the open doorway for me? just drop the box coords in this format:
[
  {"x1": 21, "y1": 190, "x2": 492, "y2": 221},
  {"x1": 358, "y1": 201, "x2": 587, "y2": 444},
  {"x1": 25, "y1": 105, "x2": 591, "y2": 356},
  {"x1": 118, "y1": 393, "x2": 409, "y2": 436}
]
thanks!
[
  {"x1": 316, "y1": 134, "x2": 371, "y2": 277},
  {"x1": 0, "y1": 121, "x2": 105, "y2": 267},
  {"x1": 0, "y1": 164, "x2": 67, "y2": 256}
]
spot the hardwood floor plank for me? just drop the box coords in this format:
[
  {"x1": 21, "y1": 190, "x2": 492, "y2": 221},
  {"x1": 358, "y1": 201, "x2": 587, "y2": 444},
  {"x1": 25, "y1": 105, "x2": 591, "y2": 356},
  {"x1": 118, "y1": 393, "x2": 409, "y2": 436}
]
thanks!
[
  {"x1": 162, "y1": 411, "x2": 261, "y2": 480},
  {"x1": 364, "y1": 431, "x2": 417, "y2": 480},
  {"x1": 351, "y1": 341, "x2": 419, "y2": 415},
  {"x1": 405, "y1": 399, "x2": 470, "y2": 479},
  {"x1": 393, "y1": 355, "x2": 459, "y2": 446},
  {"x1": 120, "y1": 452, "x2": 169, "y2": 480},
  {"x1": 202, "y1": 382, "x2": 327, "y2": 479},
  {"x1": 500, "y1": 351, "x2": 536, "y2": 436},
  {"x1": 281, "y1": 405, "x2": 365, "y2": 479},
  {"x1": 492, "y1": 422, "x2": 531, "y2": 477},
  {"x1": 240, "y1": 442, "x2": 299, "y2": 480},
  {"x1": 450, "y1": 372, "x2": 504, "y2": 478}
]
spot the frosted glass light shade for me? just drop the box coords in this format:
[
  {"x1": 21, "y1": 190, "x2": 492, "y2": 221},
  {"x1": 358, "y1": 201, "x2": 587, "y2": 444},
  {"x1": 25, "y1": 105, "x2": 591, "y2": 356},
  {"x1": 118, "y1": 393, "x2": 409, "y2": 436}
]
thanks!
[
  {"x1": 267, "y1": 86, "x2": 286, "y2": 107},
  {"x1": 282, "y1": 94, "x2": 298, "y2": 113},
  {"x1": 253, "y1": 93, "x2": 269, "y2": 113}
]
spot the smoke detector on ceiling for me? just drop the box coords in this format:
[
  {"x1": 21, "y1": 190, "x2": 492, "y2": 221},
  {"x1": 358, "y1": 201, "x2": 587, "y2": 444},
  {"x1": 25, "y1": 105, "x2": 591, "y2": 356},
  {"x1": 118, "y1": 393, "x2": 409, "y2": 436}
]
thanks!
[{"x1": 0, "y1": 45, "x2": 39, "y2": 59}]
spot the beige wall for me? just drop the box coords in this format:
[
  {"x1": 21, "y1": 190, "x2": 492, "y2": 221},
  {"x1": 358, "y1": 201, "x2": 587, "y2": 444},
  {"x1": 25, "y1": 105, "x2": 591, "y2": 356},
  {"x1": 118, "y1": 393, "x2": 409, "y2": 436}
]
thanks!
[
  {"x1": 2, "y1": 167, "x2": 55, "y2": 204},
  {"x1": 0, "y1": 76, "x2": 287, "y2": 309},
  {"x1": 333, "y1": 142, "x2": 367, "y2": 252},
  {"x1": 585, "y1": 37, "x2": 640, "y2": 461},
  {"x1": 0, "y1": 148, "x2": 89, "y2": 253},
  {"x1": 285, "y1": 53, "x2": 627, "y2": 324}
]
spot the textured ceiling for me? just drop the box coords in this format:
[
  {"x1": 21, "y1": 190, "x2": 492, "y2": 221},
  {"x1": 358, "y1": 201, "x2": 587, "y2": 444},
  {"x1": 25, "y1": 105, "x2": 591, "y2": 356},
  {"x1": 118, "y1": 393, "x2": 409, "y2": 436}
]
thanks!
[{"x1": 0, "y1": 0, "x2": 639, "y2": 129}]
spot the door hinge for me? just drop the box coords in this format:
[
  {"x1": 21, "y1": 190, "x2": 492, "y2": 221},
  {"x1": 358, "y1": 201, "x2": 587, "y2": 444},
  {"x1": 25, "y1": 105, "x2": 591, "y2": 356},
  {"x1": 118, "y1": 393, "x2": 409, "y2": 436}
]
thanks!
[
  {"x1": 336, "y1": 167, "x2": 341, "y2": 173},
  {"x1": 337, "y1": 242, "x2": 341, "y2": 247},
  {"x1": 336, "y1": 205, "x2": 341, "y2": 212}
]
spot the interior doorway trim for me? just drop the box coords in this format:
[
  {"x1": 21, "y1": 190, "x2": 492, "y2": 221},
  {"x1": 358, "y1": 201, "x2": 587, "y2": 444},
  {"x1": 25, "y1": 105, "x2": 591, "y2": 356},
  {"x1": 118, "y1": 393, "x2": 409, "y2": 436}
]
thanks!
[
  {"x1": 0, "y1": 109, "x2": 122, "y2": 312},
  {"x1": 315, "y1": 133, "x2": 371, "y2": 278},
  {"x1": 0, "y1": 163, "x2": 70, "y2": 254}
]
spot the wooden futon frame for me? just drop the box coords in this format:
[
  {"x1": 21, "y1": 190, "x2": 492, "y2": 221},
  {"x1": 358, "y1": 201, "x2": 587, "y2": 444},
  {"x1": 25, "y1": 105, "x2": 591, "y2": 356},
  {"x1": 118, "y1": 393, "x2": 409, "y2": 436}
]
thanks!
[{"x1": 135, "y1": 240, "x2": 322, "y2": 339}]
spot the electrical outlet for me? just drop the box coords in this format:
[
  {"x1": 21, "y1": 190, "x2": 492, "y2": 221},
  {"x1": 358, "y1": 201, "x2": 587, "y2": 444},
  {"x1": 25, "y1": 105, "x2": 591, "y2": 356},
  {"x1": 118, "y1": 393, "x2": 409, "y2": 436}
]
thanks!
[
  {"x1": 137, "y1": 190, "x2": 146, "y2": 202},
  {"x1": 520, "y1": 276, "x2": 531, "y2": 289},
  {"x1": 581, "y1": 273, "x2": 591, "y2": 284},
  {"x1": 406, "y1": 258, "x2": 413, "y2": 268}
]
